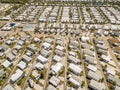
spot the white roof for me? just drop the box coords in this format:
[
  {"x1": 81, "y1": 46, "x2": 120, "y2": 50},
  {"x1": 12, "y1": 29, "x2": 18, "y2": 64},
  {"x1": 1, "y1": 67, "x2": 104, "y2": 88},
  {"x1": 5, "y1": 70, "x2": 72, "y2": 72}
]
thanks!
[
  {"x1": 22, "y1": 55, "x2": 32, "y2": 62},
  {"x1": 69, "y1": 63, "x2": 82, "y2": 75},
  {"x1": 81, "y1": 36, "x2": 89, "y2": 42},
  {"x1": 26, "y1": 51, "x2": 32, "y2": 56},
  {"x1": 10, "y1": 69, "x2": 23, "y2": 82},
  {"x1": 6, "y1": 40, "x2": 12, "y2": 44},
  {"x1": 34, "y1": 37, "x2": 40, "y2": 42},
  {"x1": 32, "y1": 70, "x2": 39, "y2": 78},
  {"x1": 47, "y1": 85, "x2": 57, "y2": 90},
  {"x1": 42, "y1": 42, "x2": 51, "y2": 48},
  {"x1": 53, "y1": 55, "x2": 62, "y2": 62},
  {"x1": 89, "y1": 80, "x2": 106, "y2": 90},
  {"x1": 28, "y1": 44, "x2": 37, "y2": 51},
  {"x1": 10, "y1": 37, "x2": 15, "y2": 40},
  {"x1": 101, "y1": 54, "x2": 111, "y2": 62},
  {"x1": 87, "y1": 64, "x2": 97, "y2": 72},
  {"x1": 2, "y1": 60, "x2": 11, "y2": 68},
  {"x1": 83, "y1": 49, "x2": 95, "y2": 56},
  {"x1": 37, "y1": 55, "x2": 48, "y2": 64},
  {"x1": 25, "y1": 87, "x2": 32, "y2": 90},
  {"x1": 106, "y1": 67, "x2": 116, "y2": 76},
  {"x1": 2, "y1": 84, "x2": 15, "y2": 90},
  {"x1": 68, "y1": 88, "x2": 76, "y2": 90},
  {"x1": 96, "y1": 44, "x2": 108, "y2": 50},
  {"x1": 49, "y1": 76, "x2": 60, "y2": 87},
  {"x1": 45, "y1": 38, "x2": 53, "y2": 44},
  {"x1": 115, "y1": 86, "x2": 120, "y2": 90},
  {"x1": 69, "y1": 51, "x2": 77, "y2": 57},
  {"x1": 56, "y1": 45, "x2": 64, "y2": 51},
  {"x1": 54, "y1": 49, "x2": 64, "y2": 56},
  {"x1": 34, "y1": 62, "x2": 44, "y2": 70},
  {"x1": 40, "y1": 49, "x2": 49, "y2": 57},
  {"x1": 84, "y1": 54, "x2": 97, "y2": 64},
  {"x1": 81, "y1": 43, "x2": 93, "y2": 49},
  {"x1": 14, "y1": 45, "x2": 22, "y2": 50},
  {"x1": 2, "y1": 26, "x2": 12, "y2": 30},
  {"x1": 2, "y1": 15, "x2": 11, "y2": 20},
  {"x1": 17, "y1": 40, "x2": 24, "y2": 45},
  {"x1": 17, "y1": 61, "x2": 27, "y2": 70},
  {"x1": 68, "y1": 55, "x2": 80, "y2": 64},
  {"x1": 69, "y1": 77, "x2": 80, "y2": 87},
  {"x1": 51, "y1": 63, "x2": 63, "y2": 74},
  {"x1": 88, "y1": 70, "x2": 102, "y2": 81},
  {"x1": 7, "y1": 53, "x2": 15, "y2": 61}
]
